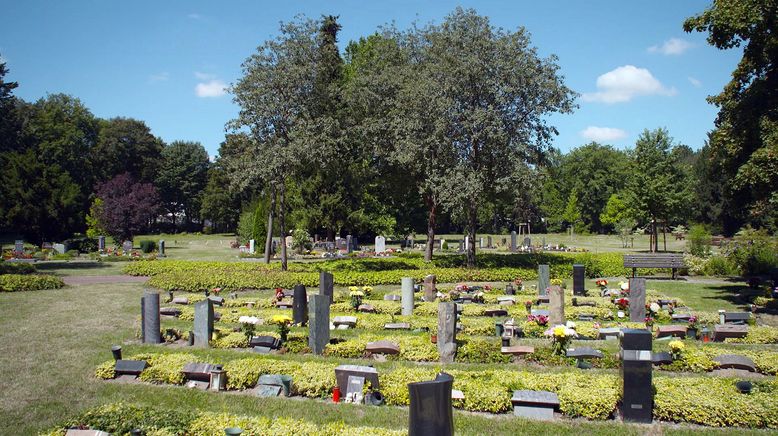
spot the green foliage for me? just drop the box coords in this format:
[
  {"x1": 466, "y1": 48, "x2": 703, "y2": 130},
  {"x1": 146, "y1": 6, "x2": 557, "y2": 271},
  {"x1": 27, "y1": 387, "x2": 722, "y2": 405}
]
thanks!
[
  {"x1": 726, "y1": 227, "x2": 778, "y2": 275},
  {"x1": 92, "y1": 117, "x2": 163, "y2": 184},
  {"x1": 291, "y1": 228, "x2": 312, "y2": 253},
  {"x1": 687, "y1": 224, "x2": 712, "y2": 256},
  {"x1": 562, "y1": 187, "x2": 582, "y2": 230},
  {"x1": 58, "y1": 403, "x2": 196, "y2": 435},
  {"x1": 600, "y1": 193, "x2": 630, "y2": 229},
  {"x1": 199, "y1": 165, "x2": 241, "y2": 232},
  {"x1": 0, "y1": 261, "x2": 36, "y2": 275},
  {"x1": 725, "y1": 326, "x2": 778, "y2": 344},
  {"x1": 0, "y1": 274, "x2": 64, "y2": 292},
  {"x1": 139, "y1": 240, "x2": 157, "y2": 254},
  {"x1": 85, "y1": 198, "x2": 107, "y2": 238},
  {"x1": 156, "y1": 140, "x2": 210, "y2": 229}
]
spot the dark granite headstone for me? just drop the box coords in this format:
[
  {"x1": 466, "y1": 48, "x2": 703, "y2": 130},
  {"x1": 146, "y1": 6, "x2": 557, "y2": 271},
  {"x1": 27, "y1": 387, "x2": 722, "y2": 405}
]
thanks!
[
  {"x1": 319, "y1": 271, "x2": 334, "y2": 303},
  {"x1": 114, "y1": 359, "x2": 147, "y2": 376},
  {"x1": 159, "y1": 307, "x2": 182, "y2": 317},
  {"x1": 408, "y1": 372, "x2": 454, "y2": 436},
  {"x1": 628, "y1": 278, "x2": 646, "y2": 323},
  {"x1": 141, "y1": 291, "x2": 161, "y2": 344},
  {"x1": 292, "y1": 284, "x2": 308, "y2": 326},
  {"x1": 366, "y1": 340, "x2": 400, "y2": 355},
  {"x1": 335, "y1": 365, "x2": 379, "y2": 394},
  {"x1": 721, "y1": 312, "x2": 750, "y2": 325},
  {"x1": 566, "y1": 348, "x2": 603, "y2": 359},
  {"x1": 712, "y1": 354, "x2": 756, "y2": 372},
  {"x1": 652, "y1": 352, "x2": 673, "y2": 365},
  {"x1": 182, "y1": 363, "x2": 221, "y2": 382},
  {"x1": 308, "y1": 294, "x2": 329, "y2": 355},
  {"x1": 511, "y1": 390, "x2": 559, "y2": 421},
  {"x1": 620, "y1": 329, "x2": 653, "y2": 423},
  {"x1": 510, "y1": 231, "x2": 517, "y2": 252},
  {"x1": 505, "y1": 283, "x2": 515, "y2": 295},
  {"x1": 484, "y1": 309, "x2": 508, "y2": 317},
  {"x1": 193, "y1": 299, "x2": 214, "y2": 347},
  {"x1": 573, "y1": 264, "x2": 585, "y2": 296},
  {"x1": 207, "y1": 296, "x2": 224, "y2": 306},
  {"x1": 97, "y1": 236, "x2": 106, "y2": 251},
  {"x1": 158, "y1": 239, "x2": 165, "y2": 257},
  {"x1": 250, "y1": 336, "x2": 280, "y2": 349}
]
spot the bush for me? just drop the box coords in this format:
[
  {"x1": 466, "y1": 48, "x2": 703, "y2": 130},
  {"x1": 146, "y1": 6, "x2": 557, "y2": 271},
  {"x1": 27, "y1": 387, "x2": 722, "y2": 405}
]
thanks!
[
  {"x1": 63, "y1": 236, "x2": 98, "y2": 253},
  {"x1": 726, "y1": 227, "x2": 778, "y2": 276},
  {"x1": 687, "y1": 224, "x2": 712, "y2": 257},
  {"x1": 0, "y1": 274, "x2": 64, "y2": 292},
  {"x1": 139, "y1": 240, "x2": 157, "y2": 254},
  {"x1": 0, "y1": 261, "x2": 36, "y2": 275},
  {"x1": 703, "y1": 255, "x2": 738, "y2": 276}
]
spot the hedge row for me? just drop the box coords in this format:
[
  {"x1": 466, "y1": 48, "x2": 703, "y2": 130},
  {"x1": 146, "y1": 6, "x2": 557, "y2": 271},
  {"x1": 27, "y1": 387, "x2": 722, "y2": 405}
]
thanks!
[
  {"x1": 43, "y1": 402, "x2": 405, "y2": 436},
  {"x1": 93, "y1": 352, "x2": 778, "y2": 427},
  {"x1": 0, "y1": 274, "x2": 64, "y2": 292},
  {"x1": 0, "y1": 261, "x2": 36, "y2": 275}
]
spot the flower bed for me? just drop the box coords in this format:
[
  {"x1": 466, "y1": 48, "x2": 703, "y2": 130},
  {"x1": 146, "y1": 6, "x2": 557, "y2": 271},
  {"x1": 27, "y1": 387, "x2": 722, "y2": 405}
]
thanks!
[{"x1": 0, "y1": 274, "x2": 64, "y2": 292}]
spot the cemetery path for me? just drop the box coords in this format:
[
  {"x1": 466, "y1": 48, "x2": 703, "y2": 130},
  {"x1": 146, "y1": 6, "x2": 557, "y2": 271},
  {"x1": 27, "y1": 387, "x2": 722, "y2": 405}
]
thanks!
[{"x1": 62, "y1": 275, "x2": 149, "y2": 285}]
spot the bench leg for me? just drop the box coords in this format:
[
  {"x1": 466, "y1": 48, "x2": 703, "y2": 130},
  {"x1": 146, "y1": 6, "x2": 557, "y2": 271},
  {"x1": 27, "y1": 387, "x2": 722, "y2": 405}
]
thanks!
[
  {"x1": 672, "y1": 268, "x2": 676, "y2": 280},
  {"x1": 632, "y1": 267, "x2": 636, "y2": 278}
]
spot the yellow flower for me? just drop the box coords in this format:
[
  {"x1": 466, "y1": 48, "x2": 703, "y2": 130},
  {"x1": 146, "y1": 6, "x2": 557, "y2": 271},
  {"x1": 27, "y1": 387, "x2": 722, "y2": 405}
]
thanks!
[
  {"x1": 349, "y1": 290, "x2": 364, "y2": 297},
  {"x1": 669, "y1": 340, "x2": 685, "y2": 352},
  {"x1": 362, "y1": 286, "x2": 373, "y2": 293},
  {"x1": 553, "y1": 326, "x2": 566, "y2": 338},
  {"x1": 348, "y1": 286, "x2": 359, "y2": 292},
  {"x1": 270, "y1": 314, "x2": 292, "y2": 325}
]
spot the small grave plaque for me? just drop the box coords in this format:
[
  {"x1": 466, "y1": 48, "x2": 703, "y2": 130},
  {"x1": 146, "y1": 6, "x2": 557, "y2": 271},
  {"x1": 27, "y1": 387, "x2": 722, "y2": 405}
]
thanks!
[
  {"x1": 598, "y1": 327, "x2": 621, "y2": 340},
  {"x1": 671, "y1": 313, "x2": 692, "y2": 323},
  {"x1": 384, "y1": 294, "x2": 401, "y2": 301},
  {"x1": 333, "y1": 316, "x2": 357, "y2": 328},
  {"x1": 501, "y1": 345, "x2": 534, "y2": 356},
  {"x1": 366, "y1": 340, "x2": 400, "y2": 355},
  {"x1": 208, "y1": 296, "x2": 225, "y2": 306},
  {"x1": 114, "y1": 359, "x2": 147, "y2": 376},
  {"x1": 713, "y1": 324, "x2": 748, "y2": 341},
  {"x1": 346, "y1": 375, "x2": 366, "y2": 403},
  {"x1": 250, "y1": 336, "x2": 280, "y2": 349},
  {"x1": 276, "y1": 301, "x2": 293, "y2": 309},
  {"x1": 335, "y1": 365, "x2": 379, "y2": 394},
  {"x1": 712, "y1": 354, "x2": 756, "y2": 372},
  {"x1": 577, "y1": 314, "x2": 595, "y2": 321},
  {"x1": 254, "y1": 384, "x2": 283, "y2": 397},
  {"x1": 511, "y1": 390, "x2": 559, "y2": 421},
  {"x1": 257, "y1": 374, "x2": 292, "y2": 396},
  {"x1": 566, "y1": 348, "x2": 604, "y2": 359},
  {"x1": 66, "y1": 431, "x2": 111, "y2": 436},
  {"x1": 652, "y1": 351, "x2": 673, "y2": 365},
  {"x1": 530, "y1": 309, "x2": 550, "y2": 317},
  {"x1": 172, "y1": 297, "x2": 189, "y2": 305},
  {"x1": 657, "y1": 325, "x2": 687, "y2": 338},
  {"x1": 182, "y1": 363, "x2": 221, "y2": 382},
  {"x1": 721, "y1": 312, "x2": 750, "y2": 325},
  {"x1": 384, "y1": 322, "x2": 411, "y2": 330},
  {"x1": 252, "y1": 346, "x2": 272, "y2": 354},
  {"x1": 484, "y1": 309, "x2": 508, "y2": 317},
  {"x1": 159, "y1": 307, "x2": 182, "y2": 317}
]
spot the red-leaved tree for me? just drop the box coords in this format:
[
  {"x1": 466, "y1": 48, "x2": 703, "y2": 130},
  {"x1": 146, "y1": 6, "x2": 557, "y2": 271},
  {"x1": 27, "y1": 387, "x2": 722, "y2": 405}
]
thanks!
[{"x1": 95, "y1": 172, "x2": 160, "y2": 242}]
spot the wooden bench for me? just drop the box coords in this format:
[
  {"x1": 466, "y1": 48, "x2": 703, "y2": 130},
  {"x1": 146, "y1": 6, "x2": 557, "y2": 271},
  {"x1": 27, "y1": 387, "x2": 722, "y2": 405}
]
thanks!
[{"x1": 623, "y1": 253, "x2": 685, "y2": 279}]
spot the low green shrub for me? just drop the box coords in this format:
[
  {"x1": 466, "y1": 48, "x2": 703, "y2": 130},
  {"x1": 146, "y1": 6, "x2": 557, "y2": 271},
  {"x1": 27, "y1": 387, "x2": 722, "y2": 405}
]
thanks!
[
  {"x1": 0, "y1": 261, "x2": 36, "y2": 275},
  {"x1": 0, "y1": 274, "x2": 64, "y2": 292},
  {"x1": 725, "y1": 326, "x2": 778, "y2": 344},
  {"x1": 139, "y1": 240, "x2": 157, "y2": 254}
]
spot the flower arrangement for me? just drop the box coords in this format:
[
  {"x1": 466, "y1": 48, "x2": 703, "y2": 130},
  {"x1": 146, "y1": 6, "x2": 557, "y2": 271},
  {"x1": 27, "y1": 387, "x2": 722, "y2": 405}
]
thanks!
[
  {"x1": 595, "y1": 279, "x2": 608, "y2": 289},
  {"x1": 349, "y1": 290, "x2": 364, "y2": 310},
  {"x1": 274, "y1": 288, "x2": 284, "y2": 302},
  {"x1": 455, "y1": 283, "x2": 469, "y2": 292},
  {"x1": 514, "y1": 278, "x2": 523, "y2": 287},
  {"x1": 361, "y1": 286, "x2": 373, "y2": 297},
  {"x1": 615, "y1": 298, "x2": 629, "y2": 310},
  {"x1": 448, "y1": 290, "x2": 461, "y2": 301},
  {"x1": 669, "y1": 340, "x2": 685, "y2": 359},
  {"x1": 524, "y1": 300, "x2": 533, "y2": 313},
  {"x1": 644, "y1": 316, "x2": 655, "y2": 328},
  {"x1": 472, "y1": 291, "x2": 485, "y2": 304},
  {"x1": 211, "y1": 287, "x2": 222, "y2": 295},
  {"x1": 483, "y1": 284, "x2": 492, "y2": 291},
  {"x1": 269, "y1": 314, "x2": 292, "y2": 343},
  {"x1": 648, "y1": 302, "x2": 660, "y2": 316},
  {"x1": 687, "y1": 315, "x2": 699, "y2": 329},
  {"x1": 546, "y1": 325, "x2": 577, "y2": 356},
  {"x1": 619, "y1": 281, "x2": 630, "y2": 293},
  {"x1": 527, "y1": 314, "x2": 549, "y2": 326},
  {"x1": 238, "y1": 316, "x2": 259, "y2": 342},
  {"x1": 550, "y1": 278, "x2": 564, "y2": 287}
]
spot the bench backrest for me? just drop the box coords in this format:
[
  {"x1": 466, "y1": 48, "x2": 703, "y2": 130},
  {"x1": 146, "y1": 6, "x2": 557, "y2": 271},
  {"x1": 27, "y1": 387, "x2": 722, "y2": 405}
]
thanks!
[{"x1": 623, "y1": 254, "x2": 685, "y2": 268}]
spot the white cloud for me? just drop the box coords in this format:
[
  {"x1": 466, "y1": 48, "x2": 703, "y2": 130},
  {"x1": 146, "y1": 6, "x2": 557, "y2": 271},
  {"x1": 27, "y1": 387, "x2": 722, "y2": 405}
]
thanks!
[
  {"x1": 580, "y1": 126, "x2": 628, "y2": 142},
  {"x1": 149, "y1": 72, "x2": 170, "y2": 83},
  {"x1": 648, "y1": 38, "x2": 694, "y2": 55},
  {"x1": 581, "y1": 65, "x2": 676, "y2": 104},
  {"x1": 688, "y1": 76, "x2": 702, "y2": 87},
  {"x1": 195, "y1": 79, "x2": 227, "y2": 97}
]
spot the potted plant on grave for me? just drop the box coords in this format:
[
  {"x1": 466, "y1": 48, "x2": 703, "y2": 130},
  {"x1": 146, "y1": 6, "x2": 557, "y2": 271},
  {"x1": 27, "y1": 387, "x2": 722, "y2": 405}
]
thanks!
[
  {"x1": 524, "y1": 300, "x2": 533, "y2": 314},
  {"x1": 546, "y1": 325, "x2": 577, "y2": 356},
  {"x1": 514, "y1": 278, "x2": 523, "y2": 289},
  {"x1": 669, "y1": 340, "x2": 685, "y2": 360},
  {"x1": 550, "y1": 278, "x2": 565, "y2": 289},
  {"x1": 472, "y1": 291, "x2": 485, "y2": 304},
  {"x1": 361, "y1": 286, "x2": 373, "y2": 297},
  {"x1": 269, "y1": 314, "x2": 292, "y2": 344},
  {"x1": 615, "y1": 298, "x2": 629, "y2": 311},
  {"x1": 687, "y1": 316, "x2": 699, "y2": 339},
  {"x1": 595, "y1": 279, "x2": 608, "y2": 291},
  {"x1": 238, "y1": 316, "x2": 259, "y2": 344},
  {"x1": 527, "y1": 314, "x2": 549, "y2": 326},
  {"x1": 349, "y1": 289, "x2": 364, "y2": 310},
  {"x1": 644, "y1": 315, "x2": 655, "y2": 330}
]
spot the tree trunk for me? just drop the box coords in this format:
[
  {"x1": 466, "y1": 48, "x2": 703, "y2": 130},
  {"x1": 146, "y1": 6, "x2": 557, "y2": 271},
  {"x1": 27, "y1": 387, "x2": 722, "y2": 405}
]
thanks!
[
  {"x1": 466, "y1": 202, "x2": 477, "y2": 268},
  {"x1": 279, "y1": 180, "x2": 288, "y2": 271},
  {"x1": 652, "y1": 218, "x2": 659, "y2": 253},
  {"x1": 263, "y1": 188, "x2": 276, "y2": 264},
  {"x1": 662, "y1": 222, "x2": 667, "y2": 252},
  {"x1": 424, "y1": 195, "x2": 436, "y2": 262}
]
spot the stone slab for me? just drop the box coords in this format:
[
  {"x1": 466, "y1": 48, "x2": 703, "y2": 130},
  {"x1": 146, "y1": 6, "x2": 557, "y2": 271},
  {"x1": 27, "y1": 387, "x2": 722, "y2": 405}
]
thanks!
[
  {"x1": 366, "y1": 340, "x2": 400, "y2": 355},
  {"x1": 501, "y1": 345, "x2": 535, "y2": 356},
  {"x1": 66, "y1": 430, "x2": 111, "y2": 436},
  {"x1": 652, "y1": 351, "x2": 673, "y2": 365},
  {"x1": 276, "y1": 301, "x2": 293, "y2": 309},
  {"x1": 383, "y1": 294, "x2": 401, "y2": 301},
  {"x1": 250, "y1": 336, "x2": 280, "y2": 349},
  {"x1": 713, "y1": 324, "x2": 748, "y2": 341},
  {"x1": 333, "y1": 316, "x2": 357, "y2": 327},
  {"x1": 384, "y1": 322, "x2": 411, "y2": 330},
  {"x1": 484, "y1": 309, "x2": 508, "y2": 317},
  {"x1": 671, "y1": 313, "x2": 692, "y2": 323},
  {"x1": 182, "y1": 363, "x2": 221, "y2": 382},
  {"x1": 254, "y1": 384, "x2": 283, "y2": 397},
  {"x1": 713, "y1": 354, "x2": 756, "y2": 372},
  {"x1": 208, "y1": 296, "x2": 225, "y2": 306},
  {"x1": 657, "y1": 325, "x2": 687, "y2": 338},
  {"x1": 159, "y1": 307, "x2": 182, "y2": 317},
  {"x1": 334, "y1": 364, "x2": 379, "y2": 394},
  {"x1": 172, "y1": 297, "x2": 189, "y2": 305},
  {"x1": 114, "y1": 359, "x2": 147, "y2": 376},
  {"x1": 358, "y1": 304, "x2": 376, "y2": 313},
  {"x1": 511, "y1": 390, "x2": 560, "y2": 407},
  {"x1": 566, "y1": 348, "x2": 603, "y2": 359}
]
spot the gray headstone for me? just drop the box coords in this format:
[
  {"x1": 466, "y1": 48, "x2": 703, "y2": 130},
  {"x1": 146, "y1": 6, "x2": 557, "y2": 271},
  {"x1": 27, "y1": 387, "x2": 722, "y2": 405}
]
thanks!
[
  {"x1": 538, "y1": 265, "x2": 550, "y2": 296},
  {"x1": 319, "y1": 271, "x2": 334, "y2": 303},
  {"x1": 293, "y1": 284, "x2": 308, "y2": 326},
  {"x1": 158, "y1": 239, "x2": 165, "y2": 256},
  {"x1": 423, "y1": 275, "x2": 437, "y2": 302},
  {"x1": 375, "y1": 235, "x2": 386, "y2": 253},
  {"x1": 384, "y1": 294, "x2": 401, "y2": 301},
  {"x1": 308, "y1": 294, "x2": 329, "y2": 355},
  {"x1": 249, "y1": 239, "x2": 255, "y2": 253},
  {"x1": 346, "y1": 235, "x2": 353, "y2": 254},
  {"x1": 549, "y1": 286, "x2": 564, "y2": 326},
  {"x1": 346, "y1": 375, "x2": 366, "y2": 402},
  {"x1": 141, "y1": 291, "x2": 161, "y2": 344},
  {"x1": 479, "y1": 237, "x2": 485, "y2": 248},
  {"x1": 487, "y1": 235, "x2": 492, "y2": 248},
  {"x1": 401, "y1": 277, "x2": 415, "y2": 316},
  {"x1": 523, "y1": 237, "x2": 531, "y2": 248},
  {"x1": 254, "y1": 384, "x2": 283, "y2": 397},
  {"x1": 438, "y1": 302, "x2": 457, "y2": 363},
  {"x1": 566, "y1": 347, "x2": 603, "y2": 359},
  {"x1": 438, "y1": 238, "x2": 445, "y2": 250},
  {"x1": 193, "y1": 299, "x2": 214, "y2": 347},
  {"x1": 628, "y1": 278, "x2": 646, "y2": 323},
  {"x1": 573, "y1": 264, "x2": 585, "y2": 296},
  {"x1": 335, "y1": 364, "x2": 379, "y2": 394},
  {"x1": 53, "y1": 243, "x2": 66, "y2": 254},
  {"x1": 250, "y1": 336, "x2": 280, "y2": 349},
  {"x1": 510, "y1": 231, "x2": 517, "y2": 252},
  {"x1": 511, "y1": 390, "x2": 559, "y2": 420},
  {"x1": 333, "y1": 316, "x2": 357, "y2": 327},
  {"x1": 97, "y1": 236, "x2": 105, "y2": 251},
  {"x1": 182, "y1": 362, "x2": 221, "y2": 382},
  {"x1": 122, "y1": 240, "x2": 133, "y2": 252},
  {"x1": 464, "y1": 236, "x2": 470, "y2": 251}
]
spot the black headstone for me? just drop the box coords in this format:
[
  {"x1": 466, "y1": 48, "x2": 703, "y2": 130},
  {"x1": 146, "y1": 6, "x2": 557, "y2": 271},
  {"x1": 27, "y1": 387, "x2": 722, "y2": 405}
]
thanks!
[
  {"x1": 319, "y1": 271, "x2": 334, "y2": 303},
  {"x1": 408, "y1": 372, "x2": 454, "y2": 436},
  {"x1": 620, "y1": 329, "x2": 653, "y2": 423},
  {"x1": 114, "y1": 359, "x2": 147, "y2": 376},
  {"x1": 293, "y1": 284, "x2": 308, "y2": 326},
  {"x1": 573, "y1": 264, "x2": 585, "y2": 296}
]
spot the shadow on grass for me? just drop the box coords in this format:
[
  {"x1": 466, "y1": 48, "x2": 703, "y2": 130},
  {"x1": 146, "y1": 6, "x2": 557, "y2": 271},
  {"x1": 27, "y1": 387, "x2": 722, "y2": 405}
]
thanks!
[
  {"x1": 37, "y1": 261, "x2": 114, "y2": 272},
  {"x1": 700, "y1": 284, "x2": 750, "y2": 310}
]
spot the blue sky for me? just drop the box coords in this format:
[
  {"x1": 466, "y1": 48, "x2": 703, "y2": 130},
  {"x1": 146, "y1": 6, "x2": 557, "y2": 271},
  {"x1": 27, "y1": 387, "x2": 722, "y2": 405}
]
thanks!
[{"x1": 1, "y1": 0, "x2": 741, "y2": 158}]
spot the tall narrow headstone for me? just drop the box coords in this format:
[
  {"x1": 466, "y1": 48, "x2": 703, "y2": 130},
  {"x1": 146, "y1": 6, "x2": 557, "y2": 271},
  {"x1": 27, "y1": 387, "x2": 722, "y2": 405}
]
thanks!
[
  {"x1": 158, "y1": 240, "x2": 166, "y2": 257},
  {"x1": 408, "y1": 236, "x2": 414, "y2": 249},
  {"x1": 293, "y1": 284, "x2": 308, "y2": 326},
  {"x1": 438, "y1": 303, "x2": 457, "y2": 363},
  {"x1": 549, "y1": 285, "x2": 565, "y2": 325},
  {"x1": 249, "y1": 239, "x2": 255, "y2": 254},
  {"x1": 346, "y1": 235, "x2": 353, "y2": 254},
  {"x1": 98, "y1": 236, "x2": 106, "y2": 251},
  {"x1": 375, "y1": 235, "x2": 386, "y2": 253},
  {"x1": 193, "y1": 299, "x2": 214, "y2": 347},
  {"x1": 538, "y1": 265, "x2": 550, "y2": 296},
  {"x1": 439, "y1": 239, "x2": 445, "y2": 251},
  {"x1": 402, "y1": 277, "x2": 415, "y2": 316},
  {"x1": 141, "y1": 291, "x2": 161, "y2": 344},
  {"x1": 487, "y1": 235, "x2": 492, "y2": 248},
  {"x1": 620, "y1": 329, "x2": 653, "y2": 423},
  {"x1": 308, "y1": 294, "x2": 330, "y2": 355},
  {"x1": 464, "y1": 236, "x2": 470, "y2": 251},
  {"x1": 408, "y1": 372, "x2": 454, "y2": 436},
  {"x1": 479, "y1": 237, "x2": 485, "y2": 248},
  {"x1": 573, "y1": 264, "x2": 585, "y2": 296},
  {"x1": 510, "y1": 231, "x2": 517, "y2": 252},
  {"x1": 629, "y1": 278, "x2": 647, "y2": 322},
  {"x1": 523, "y1": 237, "x2": 531, "y2": 248},
  {"x1": 14, "y1": 240, "x2": 23, "y2": 254},
  {"x1": 319, "y1": 271, "x2": 334, "y2": 303},
  {"x1": 423, "y1": 274, "x2": 437, "y2": 302}
]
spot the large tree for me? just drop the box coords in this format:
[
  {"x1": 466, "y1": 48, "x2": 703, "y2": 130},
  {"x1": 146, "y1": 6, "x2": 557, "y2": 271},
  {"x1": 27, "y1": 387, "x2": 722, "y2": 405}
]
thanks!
[
  {"x1": 200, "y1": 164, "x2": 241, "y2": 232},
  {"x1": 684, "y1": 0, "x2": 778, "y2": 232},
  {"x1": 409, "y1": 8, "x2": 576, "y2": 267},
  {"x1": 92, "y1": 117, "x2": 164, "y2": 183},
  {"x1": 156, "y1": 140, "x2": 210, "y2": 230},
  {"x1": 95, "y1": 173, "x2": 160, "y2": 242}
]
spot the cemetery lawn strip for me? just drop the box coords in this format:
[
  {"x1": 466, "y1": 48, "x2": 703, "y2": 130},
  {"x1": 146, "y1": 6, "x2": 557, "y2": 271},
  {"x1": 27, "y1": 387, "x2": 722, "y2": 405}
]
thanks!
[{"x1": 648, "y1": 280, "x2": 748, "y2": 312}]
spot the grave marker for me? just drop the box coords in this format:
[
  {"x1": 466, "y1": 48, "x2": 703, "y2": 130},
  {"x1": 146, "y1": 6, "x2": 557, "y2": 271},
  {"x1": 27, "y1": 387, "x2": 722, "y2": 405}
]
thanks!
[
  {"x1": 293, "y1": 284, "x2": 308, "y2": 326},
  {"x1": 346, "y1": 235, "x2": 353, "y2": 254},
  {"x1": 438, "y1": 302, "x2": 457, "y2": 363},
  {"x1": 402, "y1": 277, "x2": 415, "y2": 316},
  {"x1": 408, "y1": 372, "x2": 454, "y2": 436},
  {"x1": 628, "y1": 278, "x2": 646, "y2": 322},
  {"x1": 538, "y1": 265, "x2": 550, "y2": 296},
  {"x1": 97, "y1": 236, "x2": 105, "y2": 251},
  {"x1": 510, "y1": 231, "x2": 517, "y2": 252},
  {"x1": 158, "y1": 239, "x2": 165, "y2": 257},
  {"x1": 572, "y1": 264, "x2": 585, "y2": 296},
  {"x1": 511, "y1": 390, "x2": 558, "y2": 421},
  {"x1": 375, "y1": 236, "x2": 386, "y2": 253},
  {"x1": 193, "y1": 300, "x2": 214, "y2": 347},
  {"x1": 423, "y1": 274, "x2": 437, "y2": 302},
  {"x1": 141, "y1": 291, "x2": 161, "y2": 344},
  {"x1": 308, "y1": 294, "x2": 329, "y2": 355},
  {"x1": 249, "y1": 239, "x2": 256, "y2": 254},
  {"x1": 620, "y1": 329, "x2": 653, "y2": 423},
  {"x1": 319, "y1": 271, "x2": 334, "y2": 303},
  {"x1": 122, "y1": 240, "x2": 133, "y2": 252},
  {"x1": 549, "y1": 285, "x2": 565, "y2": 326}
]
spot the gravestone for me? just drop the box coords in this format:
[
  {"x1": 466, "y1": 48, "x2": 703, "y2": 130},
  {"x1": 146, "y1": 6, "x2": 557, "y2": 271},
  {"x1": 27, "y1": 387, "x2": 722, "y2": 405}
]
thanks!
[
  {"x1": 720, "y1": 311, "x2": 751, "y2": 325},
  {"x1": 158, "y1": 239, "x2": 165, "y2": 257},
  {"x1": 620, "y1": 329, "x2": 653, "y2": 423},
  {"x1": 114, "y1": 359, "x2": 148, "y2": 376},
  {"x1": 319, "y1": 271, "x2": 334, "y2": 303},
  {"x1": 346, "y1": 235, "x2": 353, "y2": 254},
  {"x1": 375, "y1": 236, "x2": 386, "y2": 253},
  {"x1": 53, "y1": 243, "x2": 66, "y2": 254},
  {"x1": 172, "y1": 297, "x2": 189, "y2": 305},
  {"x1": 408, "y1": 372, "x2": 454, "y2": 436},
  {"x1": 464, "y1": 236, "x2": 470, "y2": 251},
  {"x1": 657, "y1": 325, "x2": 686, "y2": 338},
  {"x1": 531, "y1": 309, "x2": 550, "y2": 317},
  {"x1": 141, "y1": 291, "x2": 161, "y2": 344},
  {"x1": 549, "y1": 285, "x2": 565, "y2": 326},
  {"x1": 366, "y1": 340, "x2": 400, "y2": 355},
  {"x1": 402, "y1": 277, "x2": 415, "y2": 316},
  {"x1": 598, "y1": 327, "x2": 621, "y2": 340},
  {"x1": 479, "y1": 237, "x2": 485, "y2": 248},
  {"x1": 652, "y1": 352, "x2": 673, "y2": 365},
  {"x1": 333, "y1": 316, "x2": 357, "y2": 328},
  {"x1": 346, "y1": 375, "x2": 366, "y2": 403},
  {"x1": 505, "y1": 283, "x2": 515, "y2": 295},
  {"x1": 423, "y1": 275, "x2": 437, "y2": 302},
  {"x1": 159, "y1": 307, "x2": 181, "y2": 317},
  {"x1": 97, "y1": 236, "x2": 106, "y2": 251},
  {"x1": 712, "y1": 354, "x2": 756, "y2": 372},
  {"x1": 285, "y1": 235, "x2": 293, "y2": 248},
  {"x1": 193, "y1": 300, "x2": 214, "y2": 347},
  {"x1": 250, "y1": 336, "x2": 280, "y2": 349},
  {"x1": 713, "y1": 324, "x2": 748, "y2": 341},
  {"x1": 308, "y1": 294, "x2": 329, "y2": 355},
  {"x1": 335, "y1": 365, "x2": 379, "y2": 394},
  {"x1": 538, "y1": 265, "x2": 550, "y2": 296},
  {"x1": 208, "y1": 295, "x2": 224, "y2": 306},
  {"x1": 183, "y1": 363, "x2": 221, "y2": 382},
  {"x1": 293, "y1": 284, "x2": 308, "y2": 326},
  {"x1": 437, "y1": 303, "x2": 457, "y2": 363},
  {"x1": 384, "y1": 322, "x2": 411, "y2": 330},
  {"x1": 123, "y1": 240, "x2": 133, "y2": 252},
  {"x1": 384, "y1": 294, "x2": 401, "y2": 301},
  {"x1": 572, "y1": 264, "x2": 585, "y2": 296},
  {"x1": 523, "y1": 237, "x2": 531, "y2": 248},
  {"x1": 511, "y1": 390, "x2": 559, "y2": 421},
  {"x1": 487, "y1": 235, "x2": 492, "y2": 248},
  {"x1": 628, "y1": 278, "x2": 646, "y2": 323},
  {"x1": 510, "y1": 231, "x2": 517, "y2": 252}
]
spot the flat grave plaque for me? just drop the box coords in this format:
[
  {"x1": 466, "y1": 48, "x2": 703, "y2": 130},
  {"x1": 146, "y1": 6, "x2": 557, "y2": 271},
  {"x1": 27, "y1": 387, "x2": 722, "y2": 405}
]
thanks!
[
  {"x1": 114, "y1": 359, "x2": 147, "y2": 376},
  {"x1": 657, "y1": 325, "x2": 687, "y2": 338},
  {"x1": 511, "y1": 390, "x2": 559, "y2": 421},
  {"x1": 713, "y1": 324, "x2": 748, "y2": 341},
  {"x1": 384, "y1": 322, "x2": 411, "y2": 330},
  {"x1": 712, "y1": 354, "x2": 756, "y2": 372},
  {"x1": 365, "y1": 340, "x2": 400, "y2": 355}
]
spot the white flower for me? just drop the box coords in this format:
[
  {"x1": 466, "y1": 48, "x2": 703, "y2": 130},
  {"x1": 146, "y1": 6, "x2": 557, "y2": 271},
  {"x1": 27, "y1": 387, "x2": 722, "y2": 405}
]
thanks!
[
  {"x1": 620, "y1": 282, "x2": 629, "y2": 291},
  {"x1": 650, "y1": 303, "x2": 660, "y2": 313},
  {"x1": 239, "y1": 316, "x2": 259, "y2": 325},
  {"x1": 565, "y1": 321, "x2": 576, "y2": 329}
]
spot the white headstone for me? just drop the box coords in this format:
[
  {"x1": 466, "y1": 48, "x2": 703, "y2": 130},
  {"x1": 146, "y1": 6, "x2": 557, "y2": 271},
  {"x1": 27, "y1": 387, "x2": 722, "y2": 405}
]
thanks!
[
  {"x1": 249, "y1": 239, "x2": 256, "y2": 254},
  {"x1": 464, "y1": 236, "x2": 470, "y2": 251},
  {"x1": 375, "y1": 236, "x2": 386, "y2": 253},
  {"x1": 286, "y1": 235, "x2": 294, "y2": 248}
]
